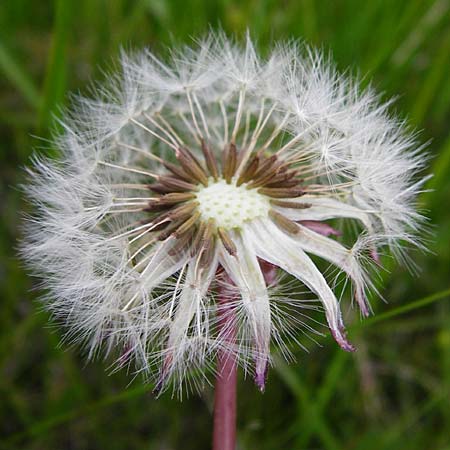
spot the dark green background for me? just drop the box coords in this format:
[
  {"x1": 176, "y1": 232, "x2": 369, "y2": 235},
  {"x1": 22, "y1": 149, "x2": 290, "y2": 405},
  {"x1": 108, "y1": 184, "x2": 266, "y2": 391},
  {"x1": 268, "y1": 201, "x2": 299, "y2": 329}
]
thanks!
[{"x1": 1, "y1": 0, "x2": 449, "y2": 449}]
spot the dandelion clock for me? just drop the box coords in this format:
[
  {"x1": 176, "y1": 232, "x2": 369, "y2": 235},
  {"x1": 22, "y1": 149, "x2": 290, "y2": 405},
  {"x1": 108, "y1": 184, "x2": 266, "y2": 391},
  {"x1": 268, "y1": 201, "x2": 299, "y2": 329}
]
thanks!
[{"x1": 21, "y1": 33, "x2": 427, "y2": 449}]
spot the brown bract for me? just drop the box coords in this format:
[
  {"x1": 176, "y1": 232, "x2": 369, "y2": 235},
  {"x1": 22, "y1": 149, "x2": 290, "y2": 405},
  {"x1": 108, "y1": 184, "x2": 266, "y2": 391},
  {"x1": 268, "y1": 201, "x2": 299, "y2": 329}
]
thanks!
[{"x1": 142, "y1": 140, "x2": 310, "y2": 267}]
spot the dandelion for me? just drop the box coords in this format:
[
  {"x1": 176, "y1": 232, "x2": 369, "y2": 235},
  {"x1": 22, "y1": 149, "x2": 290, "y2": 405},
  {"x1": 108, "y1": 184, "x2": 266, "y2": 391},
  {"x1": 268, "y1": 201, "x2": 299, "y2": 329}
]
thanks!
[{"x1": 22, "y1": 33, "x2": 427, "y2": 446}]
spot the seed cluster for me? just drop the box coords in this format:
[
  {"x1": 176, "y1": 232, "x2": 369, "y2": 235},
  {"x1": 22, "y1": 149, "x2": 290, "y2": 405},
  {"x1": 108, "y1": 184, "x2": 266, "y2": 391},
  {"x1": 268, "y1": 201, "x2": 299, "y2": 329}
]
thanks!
[
  {"x1": 196, "y1": 180, "x2": 270, "y2": 229},
  {"x1": 144, "y1": 141, "x2": 310, "y2": 263}
]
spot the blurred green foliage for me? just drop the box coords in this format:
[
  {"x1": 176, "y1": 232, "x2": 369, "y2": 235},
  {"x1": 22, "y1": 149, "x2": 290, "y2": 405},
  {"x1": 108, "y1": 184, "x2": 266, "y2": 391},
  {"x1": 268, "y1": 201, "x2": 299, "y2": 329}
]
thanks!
[{"x1": 0, "y1": 0, "x2": 449, "y2": 449}]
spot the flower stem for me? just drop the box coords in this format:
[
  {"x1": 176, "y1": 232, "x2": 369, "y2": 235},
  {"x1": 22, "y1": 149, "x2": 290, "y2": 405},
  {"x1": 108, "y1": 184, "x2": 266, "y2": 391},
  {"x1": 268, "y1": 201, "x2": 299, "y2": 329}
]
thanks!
[{"x1": 212, "y1": 274, "x2": 237, "y2": 450}]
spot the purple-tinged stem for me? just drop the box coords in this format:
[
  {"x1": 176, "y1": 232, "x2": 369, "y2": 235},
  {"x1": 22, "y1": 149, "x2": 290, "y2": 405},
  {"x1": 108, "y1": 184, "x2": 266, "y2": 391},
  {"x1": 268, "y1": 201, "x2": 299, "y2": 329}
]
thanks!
[{"x1": 212, "y1": 273, "x2": 237, "y2": 450}]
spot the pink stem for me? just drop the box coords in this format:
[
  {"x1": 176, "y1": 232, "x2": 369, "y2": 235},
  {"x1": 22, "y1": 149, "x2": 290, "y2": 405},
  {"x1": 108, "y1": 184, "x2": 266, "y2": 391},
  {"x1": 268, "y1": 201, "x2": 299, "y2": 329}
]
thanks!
[{"x1": 212, "y1": 273, "x2": 237, "y2": 450}]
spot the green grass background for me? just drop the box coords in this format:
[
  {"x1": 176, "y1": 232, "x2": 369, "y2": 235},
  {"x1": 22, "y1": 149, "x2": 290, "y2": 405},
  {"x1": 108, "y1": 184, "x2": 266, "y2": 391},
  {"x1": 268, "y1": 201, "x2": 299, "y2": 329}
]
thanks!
[{"x1": 1, "y1": 0, "x2": 449, "y2": 448}]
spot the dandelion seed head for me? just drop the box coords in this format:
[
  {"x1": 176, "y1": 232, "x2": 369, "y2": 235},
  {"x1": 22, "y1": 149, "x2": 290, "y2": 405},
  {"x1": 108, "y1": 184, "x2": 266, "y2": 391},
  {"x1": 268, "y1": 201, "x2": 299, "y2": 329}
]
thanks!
[{"x1": 21, "y1": 32, "x2": 428, "y2": 395}]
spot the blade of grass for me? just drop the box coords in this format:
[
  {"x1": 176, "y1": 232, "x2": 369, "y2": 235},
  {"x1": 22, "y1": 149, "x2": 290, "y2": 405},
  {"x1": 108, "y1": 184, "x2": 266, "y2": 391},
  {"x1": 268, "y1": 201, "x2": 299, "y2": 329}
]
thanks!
[
  {"x1": 391, "y1": 0, "x2": 449, "y2": 67},
  {"x1": 299, "y1": 0, "x2": 317, "y2": 41},
  {"x1": 438, "y1": 300, "x2": 450, "y2": 438},
  {"x1": 277, "y1": 288, "x2": 450, "y2": 449},
  {"x1": 410, "y1": 28, "x2": 450, "y2": 125},
  {"x1": 1, "y1": 382, "x2": 153, "y2": 447},
  {"x1": 361, "y1": 0, "x2": 425, "y2": 74},
  {"x1": 381, "y1": 390, "x2": 447, "y2": 449},
  {"x1": 274, "y1": 355, "x2": 341, "y2": 450},
  {"x1": 38, "y1": 0, "x2": 74, "y2": 134},
  {"x1": 357, "y1": 287, "x2": 450, "y2": 328},
  {"x1": 421, "y1": 134, "x2": 450, "y2": 209},
  {"x1": 296, "y1": 350, "x2": 348, "y2": 448},
  {"x1": 0, "y1": 41, "x2": 41, "y2": 110}
]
